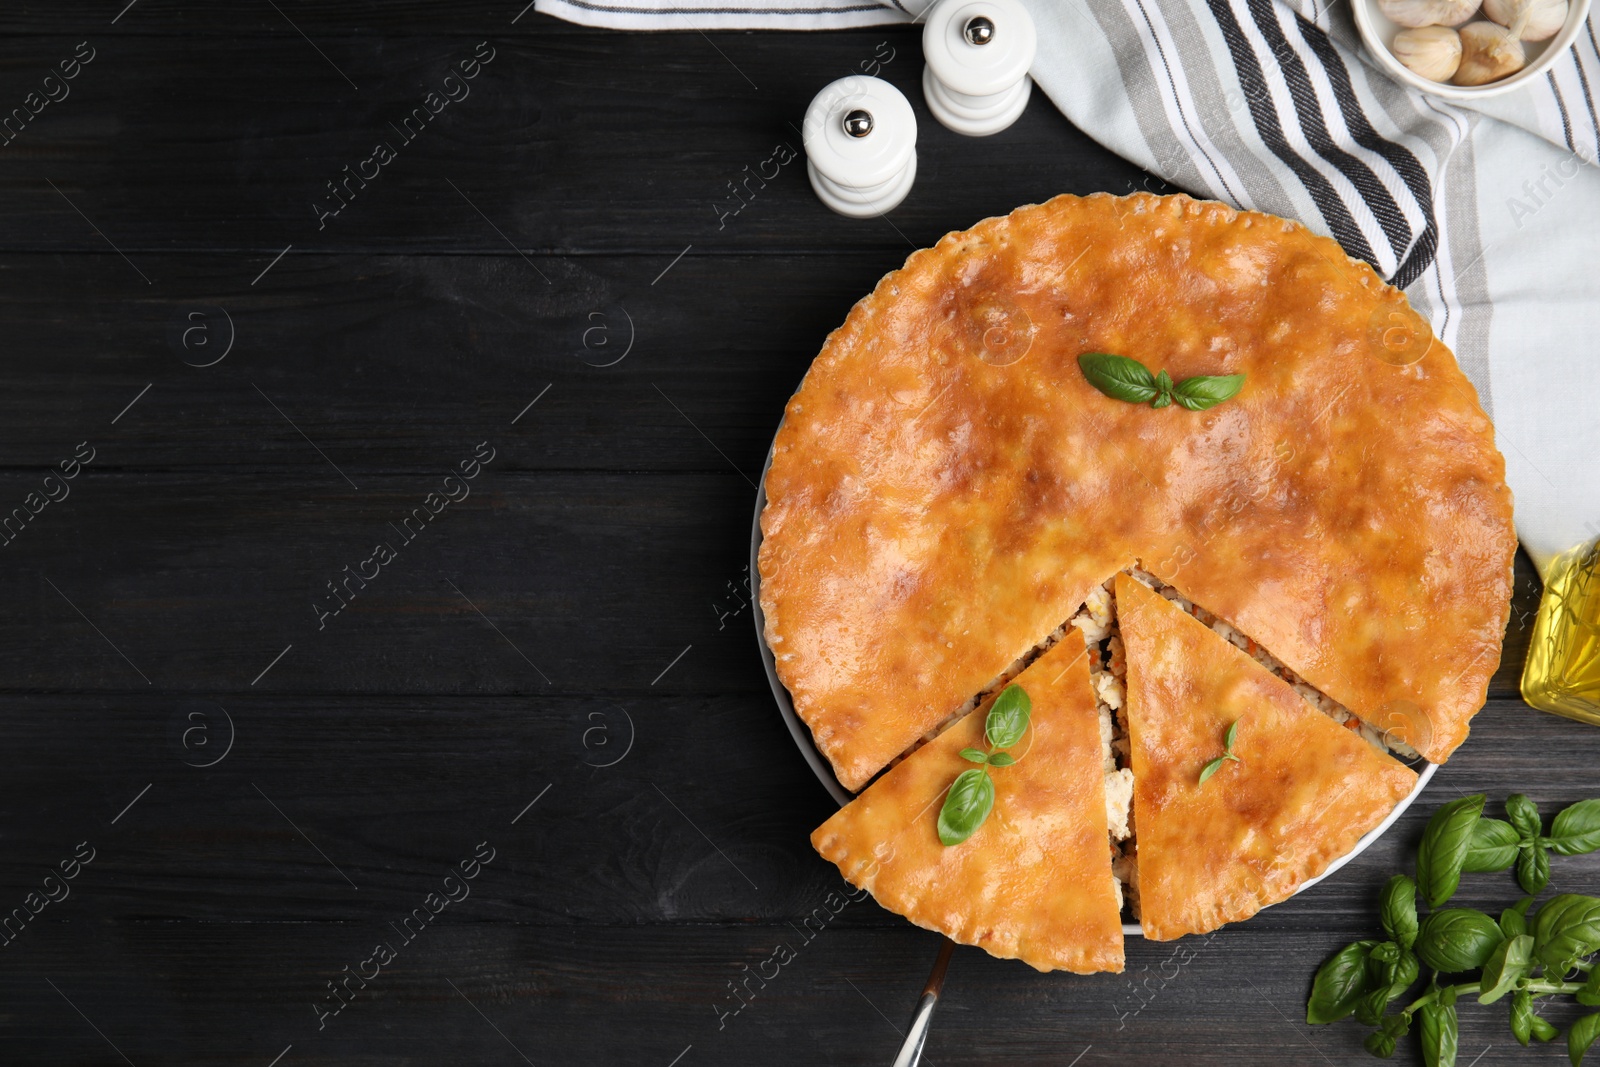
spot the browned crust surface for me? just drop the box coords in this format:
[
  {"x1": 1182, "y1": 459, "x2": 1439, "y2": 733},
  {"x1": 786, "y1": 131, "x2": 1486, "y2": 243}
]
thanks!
[
  {"x1": 811, "y1": 638, "x2": 1125, "y2": 973},
  {"x1": 1117, "y1": 574, "x2": 1418, "y2": 940},
  {"x1": 758, "y1": 192, "x2": 1514, "y2": 791}
]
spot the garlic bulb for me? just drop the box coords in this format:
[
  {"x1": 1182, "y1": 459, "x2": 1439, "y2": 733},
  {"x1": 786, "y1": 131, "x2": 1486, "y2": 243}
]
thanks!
[
  {"x1": 1453, "y1": 19, "x2": 1528, "y2": 83},
  {"x1": 1483, "y1": 0, "x2": 1567, "y2": 40},
  {"x1": 1393, "y1": 26, "x2": 1464, "y2": 81},
  {"x1": 1378, "y1": 0, "x2": 1481, "y2": 28}
]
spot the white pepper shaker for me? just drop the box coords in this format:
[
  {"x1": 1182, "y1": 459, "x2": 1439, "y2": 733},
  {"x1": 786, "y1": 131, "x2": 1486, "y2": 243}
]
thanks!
[
  {"x1": 921, "y1": 0, "x2": 1037, "y2": 137},
  {"x1": 803, "y1": 75, "x2": 918, "y2": 218}
]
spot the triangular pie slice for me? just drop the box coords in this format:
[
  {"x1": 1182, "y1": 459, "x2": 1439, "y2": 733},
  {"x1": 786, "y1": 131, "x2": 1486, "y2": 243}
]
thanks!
[
  {"x1": 811, "y1": 637, "x2": 1124, "y2": 973},
  {"x1": 1116, "y1": 573, "x2": 1418, "y2": 941}
]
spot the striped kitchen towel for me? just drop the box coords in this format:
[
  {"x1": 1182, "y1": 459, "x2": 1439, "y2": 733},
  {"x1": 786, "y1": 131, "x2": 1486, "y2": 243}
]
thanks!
[{"x1": 538, "y1": 0, "x2": 1600, "y2": 572}]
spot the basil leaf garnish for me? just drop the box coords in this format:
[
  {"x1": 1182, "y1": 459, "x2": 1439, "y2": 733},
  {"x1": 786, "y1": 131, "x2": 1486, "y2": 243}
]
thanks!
[
  {"x1": 1416, "y1": 794, "x2": 1486, "y2": 908},
  {"x1": 1415, "y1": 909, "x2": 1504, "y2": 973},
  {"x1": 1355, "y1": 985, "x2": 1389, "y2": 1027},
  {"x1": 1387, "y1": 947, "x2": 1421, "y2": 1000},
  {"x1": 937, "y1": 684, "x2": 1031, "y2": 847},
  {"x1": 1380, "y1": 874, "x2": 1420, "y2": 951},
  {"x1": 1477, "y1": 934, "x2": 1533, "y2": 1004},
  {"x1": 1198, "y1": 719, "x2": 1242, "y2": 786},
  {"x1": 1507, "y1": 794, "x2": 1542, "y2": 841},
  {"x1": 1077, "y1": 353, "x2": 1158, "y2": 404},
  {"x1": 1517, "y1": 841, "x2": 1551, "y2": 895},
  {"x1": 1363, "y1": 1028, "x2": 1398, "y2": 1058},
  {"x1": 1548, "y1": 798, "x2": 1600, "y2": 856},
  {"x1": 1532, "y1": 893, "x2": 1600, "y2": 969},
  {"x1": 1462, "y1": 817, "x2": 1520, "y2": 873},
  {"x1": 937, "y1": 767, "x2": 995, "y2": 847},
  {"x1": 1152, "y1": 369, "x2": 1175, "y2": 409},
  {"x1": 1077, "y1": 352, "x2": 1245, "y2": 412},
  {"x1": 1579, "y1": 964, "x2": 1600, "y2": 1007},
  {"x1": 1572, "y1": 1014, "x2": 1600, "y2": 1067},
  {"x1": 1510, "y1": 990, "x2": 1535, "y2": 1046},
  {"x1": 1172, "y1": 373, "x2": 1247, "y2": 411},
  {"x1": 985, "y1": 684, "x2": 1030, "y2": 749},
  {"x1": 1365, "y1": 1013, "x2": 1409, "y2": 1057},
  {"x1": 1417, "y1": 997, "x2": 1459, "y2": 1067},
  {"x1": 1306, "y1": 940, "x2": 1379, "y2": 1024}
]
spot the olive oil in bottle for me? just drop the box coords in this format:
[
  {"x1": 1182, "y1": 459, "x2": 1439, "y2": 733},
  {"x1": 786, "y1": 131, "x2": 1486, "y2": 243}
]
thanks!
[{"x1": 1522, "y1": 538, "x2": 1600, "y2": 724}]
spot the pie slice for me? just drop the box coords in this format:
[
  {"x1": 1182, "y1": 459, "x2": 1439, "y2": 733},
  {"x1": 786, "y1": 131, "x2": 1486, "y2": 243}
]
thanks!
[
  {"x1": 1116, "y1": 573, "x2": 1418, "y2": 940},
  {"x1": 810, "y1": 637, "x2": 1124, "y2": 973}
]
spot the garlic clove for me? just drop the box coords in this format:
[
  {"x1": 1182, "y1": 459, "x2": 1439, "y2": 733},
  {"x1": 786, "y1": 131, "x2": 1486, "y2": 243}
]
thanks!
[
  {"x1": 1393, "y1": 25, "x2": 1464, "y2": 82},
  {"x1": 1452, "y1": 20, "x2": 1528, "y2": 84},
  {"x1": 1378, "y1": 0, "x2": 1482, "y2": 28},
  {"x1": 1482, "y1": 0, "x2": 1568, "y2": 40}
]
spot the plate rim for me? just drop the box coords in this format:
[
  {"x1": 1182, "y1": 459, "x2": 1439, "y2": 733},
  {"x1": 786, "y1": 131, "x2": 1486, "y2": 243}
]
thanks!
[{"x1": 750, "y1": 432, "x2": 1436, "y2": 937}]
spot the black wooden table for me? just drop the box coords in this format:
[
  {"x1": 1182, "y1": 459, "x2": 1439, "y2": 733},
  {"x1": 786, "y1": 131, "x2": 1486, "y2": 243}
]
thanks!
[{"x1": 0, "y1": 5, "x2": 1587, "y2": 1065}]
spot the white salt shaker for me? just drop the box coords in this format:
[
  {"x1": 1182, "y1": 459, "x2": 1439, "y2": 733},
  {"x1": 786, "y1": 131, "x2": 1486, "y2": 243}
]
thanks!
[
  {"x1": 803, "y1": 75, "x2": 918, "y2": 218},
  {"x1": 921, "y1": 0, "x2": 1037, "y2": 137}
]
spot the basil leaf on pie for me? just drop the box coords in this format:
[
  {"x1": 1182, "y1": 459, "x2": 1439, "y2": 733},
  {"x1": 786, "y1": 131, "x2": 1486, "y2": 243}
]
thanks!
[
  {"x1": 985, "y1": 684, "x2": 1031, "y2": 749},
  {"x1": 937, "y1": 767, "x2": 995, "y2": 846},
  {"x1": 1153, "y1": 369, "x2": 1175, "y2": 409},
  {"x1": 1172, "y1": 373, "x2": 1246, "y2": 411},
  {"x1": 1077, "y1": 353, "x2": 1158, "y2": 404}
]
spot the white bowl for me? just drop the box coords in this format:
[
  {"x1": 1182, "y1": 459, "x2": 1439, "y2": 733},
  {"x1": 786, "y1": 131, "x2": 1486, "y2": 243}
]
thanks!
[{"x1": 1353, "y1": 0, "x2": 1594, "y2": 100}]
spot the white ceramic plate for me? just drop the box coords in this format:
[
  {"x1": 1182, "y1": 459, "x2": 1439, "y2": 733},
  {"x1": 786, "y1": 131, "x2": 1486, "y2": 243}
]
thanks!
[{"x1": 750, "y1": 432, "x2": 1436, "y2": 936}]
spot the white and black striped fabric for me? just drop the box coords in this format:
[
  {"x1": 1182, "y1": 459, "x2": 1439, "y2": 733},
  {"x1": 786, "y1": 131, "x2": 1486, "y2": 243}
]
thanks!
[{"x1": 538, "y1": 0, "x2": 1600, "y2": 568}]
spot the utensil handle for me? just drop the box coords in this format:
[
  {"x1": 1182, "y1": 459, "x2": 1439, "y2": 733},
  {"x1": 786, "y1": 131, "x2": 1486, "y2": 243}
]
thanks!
[
  {"x1": 890, "y1": 991, "x2": 939, "y2": 1067},
  {"x1": 891, "y1": 937, "x2": 955, "y2": 1067}
]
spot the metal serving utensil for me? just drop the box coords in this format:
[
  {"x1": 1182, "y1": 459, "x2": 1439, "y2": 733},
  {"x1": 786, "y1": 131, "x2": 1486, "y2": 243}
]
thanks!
[{"x1": 890, "y1": 937, "x2": 955, "y2": 1067}]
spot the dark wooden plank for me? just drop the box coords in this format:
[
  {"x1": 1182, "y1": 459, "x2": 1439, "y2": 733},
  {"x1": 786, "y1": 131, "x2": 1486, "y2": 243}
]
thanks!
[
  {"x1": 0, "y1": 689, "x2": 842, "y2": 926},
  {"x1": 0, "y1": 250, "x2": 889, "y2": 475},
  {"x1": 0, "y1": 913, "x2": 1588, "y2": 1065},
  {"x1": 1, "y1": 6, "x2": 730, "y2": 35},
  {"x1": 0, "y1": 472, "x2": 763, "y2": 695},
  {"x1": 0, "y1": 694, "x2": 1592, "y2": 929},
  {"x1": 0, "y1": 32, "x2": 1167, "y2": 255}
]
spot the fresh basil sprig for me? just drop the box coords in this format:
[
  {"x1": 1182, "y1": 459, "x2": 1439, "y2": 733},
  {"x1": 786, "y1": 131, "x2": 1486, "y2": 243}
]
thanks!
[
  {"x1": 1416, "y1": 794, "x2": 1485, "y2": 908},
  {"x1": 937, "y1": 684, "x2": 1030, "y2": 847},
  {"x1": 1308, "y1": 794, "x2": 1600, "y2": 1066},
  {"x1": 1415, "y1": 909, "x2": 1502, "y2": 973},
  {"x1": 1078, "y1": 352, "x2": 1245, "y2": 412},
  {"x1": 1381, "y1": 874, "x2": 1421, "y2": 951},
  {"x1": 1198, "y1": 719, "x2": 1242, "y2": 785},
  {"x1": 1549, "y1": 799, "x2": 1600, "y2": 855},
  {"x1": 1455, "y1": 794, "x2": 1584, "y2": 895}
]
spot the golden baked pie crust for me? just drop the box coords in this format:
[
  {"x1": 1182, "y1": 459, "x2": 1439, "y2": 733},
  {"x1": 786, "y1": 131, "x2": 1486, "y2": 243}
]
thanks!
[
  {"x1": 811, "y1": 638, "x2": 1125, "y2": 973},
  {"x1": 759, "y1": 192, "x2": 1514, "y2": 791},
  {"x1": 1117, "y1": 574, "x2": 1418, "y2": 940}
]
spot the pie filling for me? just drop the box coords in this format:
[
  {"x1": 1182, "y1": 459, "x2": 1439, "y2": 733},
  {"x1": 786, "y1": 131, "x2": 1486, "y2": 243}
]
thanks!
[{"x1": 892, "y1": 564, "x2": 1421, "y2": 921}]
